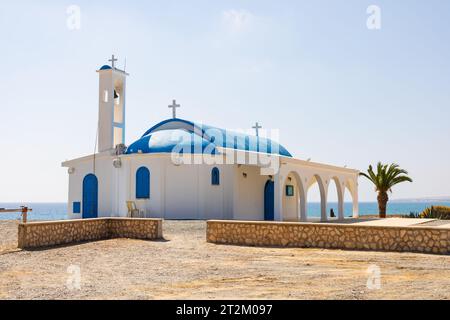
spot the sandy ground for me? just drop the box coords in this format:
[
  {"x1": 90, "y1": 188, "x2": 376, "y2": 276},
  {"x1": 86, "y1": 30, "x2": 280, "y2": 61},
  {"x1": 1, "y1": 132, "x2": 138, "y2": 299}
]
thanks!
[{"x1": 0, "y1": 220, "x2": 449, "y2": 300}]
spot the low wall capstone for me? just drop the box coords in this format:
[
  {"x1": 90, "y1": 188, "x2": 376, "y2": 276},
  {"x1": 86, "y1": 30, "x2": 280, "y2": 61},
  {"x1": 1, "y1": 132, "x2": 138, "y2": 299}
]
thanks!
[
  {"x1": 18, "y1": 218, "x2": 163, "y2": 249},
  {"x1": 207, "y1": 220, "x2": 450, "y2": 255}
]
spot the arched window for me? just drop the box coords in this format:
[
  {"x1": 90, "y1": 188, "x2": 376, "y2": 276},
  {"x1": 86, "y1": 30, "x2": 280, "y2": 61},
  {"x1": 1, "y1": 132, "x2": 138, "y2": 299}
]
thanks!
[
  {"x1": 136, "y1": 167, "x2": 150, "y2": 199},
  {"x1": 211, "y1": 167, "x2": 220, "y2": 185}
]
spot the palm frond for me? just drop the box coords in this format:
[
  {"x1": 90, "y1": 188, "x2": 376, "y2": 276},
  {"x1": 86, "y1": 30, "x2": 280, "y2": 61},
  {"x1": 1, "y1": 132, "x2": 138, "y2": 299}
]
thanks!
[{"x1": 361, "y1": 162, "x2": 412, "y2": 192}]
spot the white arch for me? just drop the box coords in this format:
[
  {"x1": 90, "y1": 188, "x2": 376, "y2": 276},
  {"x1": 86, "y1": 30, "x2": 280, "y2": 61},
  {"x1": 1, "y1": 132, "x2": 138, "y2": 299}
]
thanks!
[
  {"x1": 328, "y1": 176, "x2": 344, "y2": 220},
  {"x1": 273, "y1": 163, "x2": 359, "y2": 222},
  {"x1": 345, "y1": 178, "x2": 359, "y2": 218},
  {"x1": 306, "y1": 174, "x2": 327, "y2": 222}
]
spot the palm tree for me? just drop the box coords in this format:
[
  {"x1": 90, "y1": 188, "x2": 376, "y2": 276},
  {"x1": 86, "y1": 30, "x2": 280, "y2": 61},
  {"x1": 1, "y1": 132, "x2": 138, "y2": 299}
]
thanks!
[{"x1": 360, "y1": 162, "x2": 413, "y2": 218}]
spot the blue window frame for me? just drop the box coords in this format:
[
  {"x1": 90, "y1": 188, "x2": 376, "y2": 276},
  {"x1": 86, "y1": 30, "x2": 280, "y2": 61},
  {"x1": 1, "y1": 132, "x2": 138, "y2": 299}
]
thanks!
[
  {"x1": 73, "y1": 202, "x2": 81, "y2": 214},
  {"x1": 211, "y1": 167, "x2": 220, "y2": 185},
  {"x1": 136, "y1": 167, "x2": 150, "y2": 199},
  {"x1": 286, "y1": 185, "x2": 294, "y2": 197}
]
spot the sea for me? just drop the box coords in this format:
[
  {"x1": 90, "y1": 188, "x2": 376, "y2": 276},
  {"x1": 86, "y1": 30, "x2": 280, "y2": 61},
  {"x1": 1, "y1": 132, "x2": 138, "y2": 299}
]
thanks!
[{"x1": 1, "y1": 201, "x2": 450, "y2": 221}]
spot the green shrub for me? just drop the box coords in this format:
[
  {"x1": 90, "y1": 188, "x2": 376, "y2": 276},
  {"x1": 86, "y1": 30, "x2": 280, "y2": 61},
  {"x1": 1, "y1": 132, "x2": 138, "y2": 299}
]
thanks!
[
  {"x1": 419, "y1": 206, "x2": 450, "y2": 220},
  {"x1": 403, "y1": 212, "x2": 420, "y2": 219}
]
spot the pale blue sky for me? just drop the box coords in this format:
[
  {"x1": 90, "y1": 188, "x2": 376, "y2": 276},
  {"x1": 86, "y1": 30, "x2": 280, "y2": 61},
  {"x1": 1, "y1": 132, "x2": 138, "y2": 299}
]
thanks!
[{"x1": 1, "y1": 0, "x2": 450, "y2": 202}]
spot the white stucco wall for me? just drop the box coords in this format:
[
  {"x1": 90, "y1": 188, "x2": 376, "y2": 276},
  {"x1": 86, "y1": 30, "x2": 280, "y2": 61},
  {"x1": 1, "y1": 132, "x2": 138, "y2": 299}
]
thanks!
[
  {"x1": 65, "y1": 153, "x2": 237, "y2": 220},
  {"x1": 63, "y1": 152, "x2": 359, "y2": 222},
  {"x1": 65, "y1": 154, "x2": 114, "y2": 219},
  {"x1": 282, "y1": 173, "x2": 301, "y2": 221},
  {"x1": 232, "y1": 164, "x2": 271, "y2": 221}
]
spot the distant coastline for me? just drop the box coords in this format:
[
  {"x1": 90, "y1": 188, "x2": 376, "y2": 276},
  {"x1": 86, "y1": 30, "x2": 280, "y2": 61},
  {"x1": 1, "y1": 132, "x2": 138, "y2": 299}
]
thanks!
[
  {"x1": 391, "y1": 197, "x2": 450, "y2": 203},
  {"x1": 2, "y1": 201, "x2": 450, "y2": 221}
]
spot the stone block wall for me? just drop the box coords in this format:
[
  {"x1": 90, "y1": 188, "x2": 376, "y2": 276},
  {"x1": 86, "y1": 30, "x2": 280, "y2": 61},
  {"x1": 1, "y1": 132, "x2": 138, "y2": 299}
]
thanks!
[
  {"x1": 18, "y1": 218, "x2": 163, "y2": 249},
  {"x1": 108, "y1": 218, "x2": 163, "y2": 239},
  {"x1": 207, "y1": 220, "x2": 450, "y2": 255}
]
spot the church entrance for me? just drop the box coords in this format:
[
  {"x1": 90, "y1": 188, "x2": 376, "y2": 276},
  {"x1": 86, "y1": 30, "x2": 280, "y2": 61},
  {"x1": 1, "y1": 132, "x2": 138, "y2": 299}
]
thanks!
[
  {"x1": 264, "y1": 180, "x2": 274, "y2": 221},
  {"x1": 82, "y1": 174, "x2": 98, "y2": 219}
]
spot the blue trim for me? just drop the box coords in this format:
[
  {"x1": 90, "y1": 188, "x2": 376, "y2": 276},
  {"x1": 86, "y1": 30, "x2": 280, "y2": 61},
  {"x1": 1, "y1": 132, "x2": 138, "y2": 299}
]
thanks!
[
  {"x1": 211, "y1": 167, "x2": 220, "y2": 185},
  {"x1": 82, "y1": 174, "x2": 98, "y2": 219},
  {"x1": 136, "y1": 167, "x2": 150, "y2": 199},
  {"x1": 264, "y1": 180, "x2": 274, "y2": 221},
  {"x1": 73, "y1": 202, "x2": 81, "y2": 214}
]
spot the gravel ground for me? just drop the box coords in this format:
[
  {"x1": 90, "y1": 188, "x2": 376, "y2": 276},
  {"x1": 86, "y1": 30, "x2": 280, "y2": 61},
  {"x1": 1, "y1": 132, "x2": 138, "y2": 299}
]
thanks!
[{"x1": 0, "y1": 220, "x2": 449, "y2": 300}]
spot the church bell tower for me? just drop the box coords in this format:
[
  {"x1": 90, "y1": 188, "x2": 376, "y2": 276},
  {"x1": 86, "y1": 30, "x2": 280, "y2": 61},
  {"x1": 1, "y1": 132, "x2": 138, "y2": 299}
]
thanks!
[{"x1": 97, "y1": 55, "x2": 129, "y2": 153}]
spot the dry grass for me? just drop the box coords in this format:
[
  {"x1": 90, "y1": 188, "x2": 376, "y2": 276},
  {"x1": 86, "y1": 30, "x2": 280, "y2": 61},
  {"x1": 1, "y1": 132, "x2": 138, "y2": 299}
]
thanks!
[{"x1": 0, "y1": 220, "x2": 449, "y2": 300}]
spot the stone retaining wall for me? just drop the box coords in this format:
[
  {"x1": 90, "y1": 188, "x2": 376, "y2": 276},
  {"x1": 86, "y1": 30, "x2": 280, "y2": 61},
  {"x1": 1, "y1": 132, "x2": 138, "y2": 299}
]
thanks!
[
  {"x1": 207, "y1": 220, "x2": 450, "y2": 255},
  {"x1": 18, "y1": 218, "x2": 163, "y2": 249}
]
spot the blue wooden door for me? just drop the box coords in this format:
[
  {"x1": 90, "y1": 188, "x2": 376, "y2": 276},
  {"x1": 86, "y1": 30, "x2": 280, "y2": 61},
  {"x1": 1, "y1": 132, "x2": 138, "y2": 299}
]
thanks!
[
  {"x1": 264, "y1": 180, "x2": 274, "y2": 221},
  {"x1": 82, "y1": 174, "x2": 98, "y2": 219}
]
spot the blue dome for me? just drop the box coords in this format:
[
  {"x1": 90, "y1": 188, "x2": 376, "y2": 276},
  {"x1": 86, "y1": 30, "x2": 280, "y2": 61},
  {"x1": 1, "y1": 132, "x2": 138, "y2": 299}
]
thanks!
[
  {"x1": 99, "y1": 65, "x2": 112, "y2": 70},
  {"x1": 126, "y1": 118, "x2": 292, "y2": 157},
  {"x1": 126, "y1": 129, "x2": 218, "y2": 155}
]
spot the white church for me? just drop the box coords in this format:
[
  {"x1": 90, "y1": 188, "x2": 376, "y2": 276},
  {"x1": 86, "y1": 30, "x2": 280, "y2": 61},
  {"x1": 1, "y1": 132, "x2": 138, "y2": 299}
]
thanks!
[{"x1": 62, "y1": 57, "x2": 360, "y2": 222}]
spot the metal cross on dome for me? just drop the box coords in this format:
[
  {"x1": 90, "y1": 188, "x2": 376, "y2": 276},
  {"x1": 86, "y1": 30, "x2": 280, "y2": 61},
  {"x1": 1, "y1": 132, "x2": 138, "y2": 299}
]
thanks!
[
  {"x1": 252, "y1": 122, "x2": 262, "y2": 136},
  {"x1": 168, "y1": 99, "x2": 180, "y2": 118},
  {"x1": 108, "y1": 54, "x2": 118, "y2": 68}
]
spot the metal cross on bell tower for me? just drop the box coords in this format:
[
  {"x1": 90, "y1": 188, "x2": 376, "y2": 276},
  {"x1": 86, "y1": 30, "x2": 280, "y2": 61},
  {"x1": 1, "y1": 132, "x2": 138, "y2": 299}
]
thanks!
[
  {"x1": 252, "y1": 122, "x2": 262, "y2": 136},
  {"x1": 168, "y1": 99, "x2": 180, "y2": 118},
  {"x1": 108, "y1": 54, "x2": 118, "y2": 68}
]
